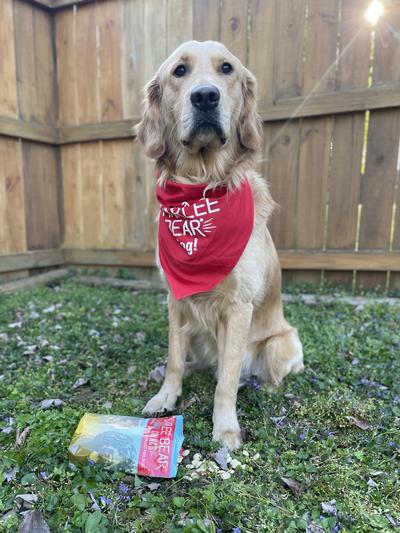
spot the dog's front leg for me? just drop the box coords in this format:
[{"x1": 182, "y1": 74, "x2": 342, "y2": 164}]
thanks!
[
  {"x1": 213, "y1": 302, "x2": 253, "y2": 450},
  {"x1": 142, "y1": 296, "x2": 187, "y2": 414}
]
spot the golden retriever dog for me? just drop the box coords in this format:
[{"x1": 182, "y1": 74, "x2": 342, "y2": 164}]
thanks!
[{"x1": 137, "y1": 41, "x2": 304, "y2": 450}]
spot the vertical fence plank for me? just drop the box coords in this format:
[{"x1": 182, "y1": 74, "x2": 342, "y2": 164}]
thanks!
[
  {"x1": 264, "y1": 121, "x2": 299, "y2": 250},
  {"x1": 274, "y1": 0, "x2": 306, "y2": 99},
  {"x1": 193, "y1": 0, "x2": 220, "y2": 41},
  {"x1": 0, "y1": 0, "x2": 18, "y2": 118},
  {"x1": 248, "y1": 0, "x2": 276, "y2": 104},
  {"x1": 56, "y1": 7, "x2": 78, "y2": 125},
  {"x1": 102, "y1": 141, "x2": 125, "y2": 248},
  {"x1": 80, "y1": 142, "x2": 103, "y2": 248},
  {"x1": 0, "y1": 137, "x2": 26, "y2": 253},
  {"x1": 75, "y1": 3, "x2": 99, "y2": 124},
  {"x1": 33, "y1": 8, "x2": 56, "y2": 124},
  {"x1": 22, "y1": 142, "x2": 61, "y2": 250},
  {"x1": 121, "y1": 0, "x2": 144, "y2": 119},
  {"x1": 61, "y1": 144, "x2": 83, "y2": 248},
  {"x1": 303, "y1": 0, "x2": 338, "y2": 95},
  {"x1": 14, "y1": 0, "x2": 36, "y2": 122},
  {"x1": 98, "y1": 0, "x2": 123, "y2": 122},
  {"x1": 167, "y1": 0, "x2": 193, "y2": 55},
  {"x1": 358, "y1": 2, "x2": 400, "y2": 290},
  {"x1": 325, "y1": 0, "x2": 372, "y2": 288},
  {"x1": 220, "y1": 0, "x2": 248, "y2": 64}
]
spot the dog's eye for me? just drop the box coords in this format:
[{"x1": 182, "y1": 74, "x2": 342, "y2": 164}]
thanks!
[
  {"x1": 173, "y1": 64, "x2": 187, "y2": 78},
  {"x1": 221, "y1": 62, "x2": 233, "y2": 75}
]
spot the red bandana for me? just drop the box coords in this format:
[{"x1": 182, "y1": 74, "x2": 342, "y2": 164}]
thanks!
[{"x1": 156, "y1": 178, "x2": 254, "y2": 300}]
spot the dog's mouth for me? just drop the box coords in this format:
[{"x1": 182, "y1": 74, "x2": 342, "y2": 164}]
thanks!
[{"x1": 182, "y1": 117, "x2": 227, "y2": 148}]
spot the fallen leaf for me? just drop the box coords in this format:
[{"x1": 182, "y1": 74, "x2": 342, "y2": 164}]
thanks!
[
  {"x1": 213, "y1": 447, "x2": 229, "y2": 470},
  {"x1": 102, "y1": 401, "x2": 113, "y2": 409},
  {"x1": 39, "y1": 398, "x2": 63, "y2": 410},
  {"x1": 321, "y1": 499, "x2": 337, "y2": 516},
  {"x1": 8, "y1": 321, "x2": 23, "y2": 329},
  {"x1": 179, "y1": 393, "x2": 200, "y2": 411},
  {"x1": 0, "y1": 333, "x2": 9, "y2": 342},
  {"x1": 42, "y1": 355, "x2": 53, "y2": 363},
  {"x1": 367, "y1": 477, "x2": 378, "y2": 488},
  {"x1": 23, "y1": 345, "x2": 38, "y2": 356},
  {"x1": 43, "y1": 303, "x2": 62, "y2": 314},
  {"x1": 15, "y1": 494, "x2": 38, "y2": 512},
  {"x1": 280, "y1": 476, "x2": 303, "y2": 497},
  {"x1": 148, "y1": 364, "x2": 166, "y2": 384},
  {"x1": 345, "y1": 416, "x2": 370, "y2": 430},
  {"x1": 18, "y1": 510, "x2": 50, "y2": 533},
  {"x1": 15, "y1": 427, "x2": 31, "y2": 450},
  {"x1": 72, "y1": 377, "x2": 88, "y2": 389},
  {"x1": 147, "y1": 482, "x2": 160, "y2": 491}
]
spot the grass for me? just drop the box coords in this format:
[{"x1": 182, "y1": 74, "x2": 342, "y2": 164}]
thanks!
[{"x1": 0, "y1": 280, "x2": 399, "y2": 532}]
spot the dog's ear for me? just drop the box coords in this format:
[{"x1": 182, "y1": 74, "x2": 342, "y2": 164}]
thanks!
[
  {"x1": 136, "y1": 76, "x2": 166, "y2": 159},
  {"x1": 238, "y1": 70, "x2": 263, "y2": 152}
]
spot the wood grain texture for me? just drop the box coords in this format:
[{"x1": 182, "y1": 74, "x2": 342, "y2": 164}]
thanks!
[
  {"x1": 167, "y1": 0, "x2": 193, "y2": 55},
  {"x1": 79, "y1": 142, "x2": 103, "y2": 247},
  {"x1": 56, "y1": 7, "x2": 78, "y2": 125},
  {"x1": 0, "y1": 249, "x2": 64, "y2": 273},
  {"x1": 0, "y1": 0, "x2": 18, "y2": 118},
  {"x1": 22, "y1": 142, "x2": 62, "y2": 250},
  {"x1": 61, "y1": 144, "x2": 83, "y2": 247},
  {"x1": 192, "y1": 0, "x2": 220, "y2": 41},
  {"x1": 303, "y1": 0, "x2": 338, "y2": 95},
  {"x1": 97, "y1": 0, "x2": 123, "y2": 121},
  {"x1": 0, "y1": 137, "x2": 26, "y2": 254},
  {"x1": 220, "y1": 0, "x2": 248, "y2": 64},
  {"x1": 75, "y1": 2, "x2": 99, "y2": 124},
  {"x1": 274, "y1": 0, "x2": 306, "y2": 99},
  {"x1": 248, "y1": 0, "x2": 276, "y2": 103},
  {"x1": 264, "y1": 121, "x2": 299, "y2": 249},
  {"x1": 121, "y1": 0, "x2": 144, "y2": 118}
]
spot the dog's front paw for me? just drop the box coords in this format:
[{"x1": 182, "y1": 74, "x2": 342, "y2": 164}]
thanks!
[
  {"x1": 142, "y1": 388, "x2": 178, "y2": 415},
  {"x1": 213, "y1": 423, "x2": 242, "y2": 451}
]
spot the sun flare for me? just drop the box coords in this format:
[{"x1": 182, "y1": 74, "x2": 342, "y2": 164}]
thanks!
[{"x1": 365, "y1": 0, "x2": 384, "y2": 25}]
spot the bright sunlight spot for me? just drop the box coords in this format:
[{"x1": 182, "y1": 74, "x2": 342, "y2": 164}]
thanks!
[{"x1": 365, "y1": 0, "x2": 384, "y2": 25}]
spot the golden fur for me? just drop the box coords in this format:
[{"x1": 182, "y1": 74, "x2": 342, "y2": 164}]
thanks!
[{"x1": 137, "y1": 41, "x2": 304, "y2": 450}]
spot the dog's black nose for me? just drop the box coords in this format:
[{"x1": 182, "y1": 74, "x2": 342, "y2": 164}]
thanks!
[{"x1": 190, "y1": 85, "x2": 220, "y2": 111}]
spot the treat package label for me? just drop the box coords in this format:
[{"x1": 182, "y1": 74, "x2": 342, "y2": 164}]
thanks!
[{"x1": 69, "y1": 413, "x2": 184, "y2": 478}]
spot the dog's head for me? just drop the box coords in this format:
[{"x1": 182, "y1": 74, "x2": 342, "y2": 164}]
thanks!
[{"x1": 137, "y1": 41, "x2": 262, "y2": 179}]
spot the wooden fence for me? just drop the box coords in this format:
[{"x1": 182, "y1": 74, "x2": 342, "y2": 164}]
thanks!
[{"x1": 0, "y1": 0, "x2": 400, "y2": 289}]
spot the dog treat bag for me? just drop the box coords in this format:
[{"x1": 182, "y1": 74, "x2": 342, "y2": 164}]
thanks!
[{"x1": 69, "y1": 413, "x2": 184, "y2": 478}]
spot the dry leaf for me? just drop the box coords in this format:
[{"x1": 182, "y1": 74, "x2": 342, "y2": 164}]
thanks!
[
  {"x1": 18, "y1": 510, "x2": 50, "y2": 533},
  {"x1": 179, "y1": 393, "x2": 200, "y2": 411},
  {"x1": 345, "y1": 416, "x2": 370, "y2": 430},
  {"x1": 23, "y1": 345, "x2": 38, "y2": 356},
  {"x1": 40, "y1": 398, "x2": 63, "y2": 410},
  {"x1": 147, "y1": 482, "x2": 160, "y2": 491},
  {"x1": 72, "y1": 377, "x2": 88, "y2": 389},
  {"x1": 280, "y1": 476, "x2": 303, "y2": 497},
  {"x1": 321, "y1": 499, "x2": 337, "y2": 516},
  {"x1": 15, "y1": 427, "x2": 31, "y2": 451},
  {"x1": 148, "y1": 365, "x2": 166, "y2": 384},
  {"x1": 213, "y1": 447, "x2": 229, "y2": 470},
  {"x1": 15, "y1": 494, "x2": 38, "y2": 512}
]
